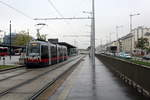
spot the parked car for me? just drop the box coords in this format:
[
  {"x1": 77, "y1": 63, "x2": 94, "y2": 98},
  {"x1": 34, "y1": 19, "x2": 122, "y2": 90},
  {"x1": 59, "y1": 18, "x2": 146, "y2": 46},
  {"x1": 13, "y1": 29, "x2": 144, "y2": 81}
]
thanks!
[
  {"x1": 143, "y1": 54, "x2": 150, "y2": 60},
  {"x1": 118, "y1": 52, "x2": 132, "y2": 59}
]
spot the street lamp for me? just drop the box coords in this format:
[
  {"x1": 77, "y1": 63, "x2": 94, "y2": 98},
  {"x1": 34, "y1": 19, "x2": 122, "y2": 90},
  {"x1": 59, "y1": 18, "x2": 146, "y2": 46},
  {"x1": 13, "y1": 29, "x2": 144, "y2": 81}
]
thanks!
[
  {"x1": 130, "y1": 13, "x2": 140, "y2": 32},
  {"x1": 129, "y1": 13, "x2": 140, "y2": 53},
  {"x1": 9, "y1": 20, "x2": 11, "y2": 60},
  {"x1": 35, "y1": 23, "x2": 46, "y2": 31},
  {"x1": 83, "y1": 11, "x2": 92, "y2": 14}
]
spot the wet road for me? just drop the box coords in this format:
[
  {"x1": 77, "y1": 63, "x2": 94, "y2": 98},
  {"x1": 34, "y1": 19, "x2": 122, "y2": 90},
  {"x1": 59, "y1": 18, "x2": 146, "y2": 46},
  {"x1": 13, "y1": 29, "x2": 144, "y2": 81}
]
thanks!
[{"x1": 49, "y1": 56, "x2": 149, "y2": 100}]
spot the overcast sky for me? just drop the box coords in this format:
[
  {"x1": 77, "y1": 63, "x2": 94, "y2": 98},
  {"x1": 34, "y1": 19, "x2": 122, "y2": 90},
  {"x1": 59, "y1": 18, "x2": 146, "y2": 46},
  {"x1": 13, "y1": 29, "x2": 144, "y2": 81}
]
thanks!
[{"x1": 0, "y1": 0, "x2": 150, "y2": 49}]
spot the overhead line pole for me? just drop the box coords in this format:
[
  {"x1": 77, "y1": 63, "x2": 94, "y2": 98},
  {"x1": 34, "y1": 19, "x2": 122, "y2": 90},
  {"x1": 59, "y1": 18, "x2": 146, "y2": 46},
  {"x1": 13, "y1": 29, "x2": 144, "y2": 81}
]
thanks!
[
  {"x1": 129, "y1": 13, "x2": 140, "y2": 54},
  {"x1": 91, "y1": 0, "x2": 95, "y2": 67}
]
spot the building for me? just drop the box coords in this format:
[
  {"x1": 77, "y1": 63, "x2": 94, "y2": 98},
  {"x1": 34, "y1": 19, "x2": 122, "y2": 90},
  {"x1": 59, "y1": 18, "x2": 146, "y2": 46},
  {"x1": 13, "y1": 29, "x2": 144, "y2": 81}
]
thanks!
[
  {"x1": 96, "y1": 26, "x2": 150, "y2": 55},
  {"x1": 116, "y1": 26, "x2": 150, "y2": 54},
  {"x1": 120, "y1": 33, "x2": 133, "y2": 53},
  {"x1": 3, "y1": 33, "x2": 17, "y2": 45},
  {"x1": 132, "y1": 26, "x2": 150, "y2": 42},
  {"x1": 132, "y1": 26, "x2": 150, "y2": 48},
  {"x1": 96, "y1": 41, "x2": 118, "y2": 54},
  {"x1": 132, "y1": 26, "x2": 150, "y2": 54}
]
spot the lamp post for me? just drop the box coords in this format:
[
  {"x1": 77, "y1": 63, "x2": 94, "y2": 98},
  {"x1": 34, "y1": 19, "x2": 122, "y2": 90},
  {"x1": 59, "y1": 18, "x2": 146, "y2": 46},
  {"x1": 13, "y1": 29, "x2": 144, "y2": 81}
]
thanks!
[
  {"x1": 9, "y1": 20, "x2": 11, "y2": 60},
  {"x1": 129, "y1": 13, "x2": 140, "y2": 53},
  {"x1": 130, "y1": 13, "x2": 140, "y2": 32}
]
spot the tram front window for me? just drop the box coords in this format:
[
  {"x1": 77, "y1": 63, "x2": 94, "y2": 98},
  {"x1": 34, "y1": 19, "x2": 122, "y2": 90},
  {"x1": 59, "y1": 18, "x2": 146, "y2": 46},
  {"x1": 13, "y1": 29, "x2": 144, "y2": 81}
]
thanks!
[{"x1": 27, "y1": 43, "x2": 40, "y2": 56}]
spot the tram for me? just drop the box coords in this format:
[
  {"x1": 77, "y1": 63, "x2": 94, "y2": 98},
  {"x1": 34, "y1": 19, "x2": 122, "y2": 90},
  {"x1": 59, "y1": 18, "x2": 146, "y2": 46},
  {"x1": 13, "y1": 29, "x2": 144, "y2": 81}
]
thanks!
[
  {"x1": 25, "y1": 40, "x2": 68, "y2": 67},
  {"x1": 0, "y1": 47, "x2": 8, "y2": 56}
]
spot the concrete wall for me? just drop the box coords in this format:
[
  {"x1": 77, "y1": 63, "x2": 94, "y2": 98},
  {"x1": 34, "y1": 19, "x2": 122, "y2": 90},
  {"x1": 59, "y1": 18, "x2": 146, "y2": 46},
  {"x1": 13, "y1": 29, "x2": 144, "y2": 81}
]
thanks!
[{"x1": 96, "y1": 54, "x2": 150, "y2": 97}]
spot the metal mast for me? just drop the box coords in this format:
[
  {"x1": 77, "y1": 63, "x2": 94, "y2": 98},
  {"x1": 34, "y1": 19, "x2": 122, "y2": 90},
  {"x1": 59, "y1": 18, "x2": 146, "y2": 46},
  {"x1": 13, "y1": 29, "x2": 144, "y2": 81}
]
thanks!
[{"x1": 91, "y1": 0, "x2": 95, "y2": 67}]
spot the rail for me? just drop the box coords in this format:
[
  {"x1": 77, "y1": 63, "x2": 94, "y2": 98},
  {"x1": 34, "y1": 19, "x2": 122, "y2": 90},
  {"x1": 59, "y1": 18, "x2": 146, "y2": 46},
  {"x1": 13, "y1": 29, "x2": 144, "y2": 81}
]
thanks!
[{"x1": 0, "y1": 55, "x2": 81, "y2": 98}]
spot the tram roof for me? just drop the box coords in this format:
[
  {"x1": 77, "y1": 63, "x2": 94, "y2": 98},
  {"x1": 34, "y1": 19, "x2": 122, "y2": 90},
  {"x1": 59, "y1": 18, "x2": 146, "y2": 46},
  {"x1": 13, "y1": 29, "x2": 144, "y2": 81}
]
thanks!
[{"x1": 58, "y1": 42, "x2": 76, "y2": 48}]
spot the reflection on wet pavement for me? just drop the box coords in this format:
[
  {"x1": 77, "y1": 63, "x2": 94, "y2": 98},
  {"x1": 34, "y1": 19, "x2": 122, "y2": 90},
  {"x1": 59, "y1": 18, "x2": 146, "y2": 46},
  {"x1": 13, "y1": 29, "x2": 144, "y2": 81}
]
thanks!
[{"x1": 49, "y1": 56, "x2": 149, "y2": 100}]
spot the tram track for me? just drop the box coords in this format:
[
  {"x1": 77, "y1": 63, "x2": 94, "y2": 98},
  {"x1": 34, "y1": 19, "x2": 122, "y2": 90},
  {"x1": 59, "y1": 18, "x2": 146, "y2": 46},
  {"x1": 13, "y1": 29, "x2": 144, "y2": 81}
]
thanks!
[
  {"x1": 0, "y1": 56, "x2": 79, "y2": 82},
  {"x1": 0, "y1": 67, "x2": 33, "y2": 82},
  {"x1": 29, "y1": 56, "x2": 84, "y2": 100},
  {"x1": 0, "y1": 70, "x2": 32, "y2": 82},
  {"x1": 0, "y1": 55, "x2": 82, "y2": 99}
]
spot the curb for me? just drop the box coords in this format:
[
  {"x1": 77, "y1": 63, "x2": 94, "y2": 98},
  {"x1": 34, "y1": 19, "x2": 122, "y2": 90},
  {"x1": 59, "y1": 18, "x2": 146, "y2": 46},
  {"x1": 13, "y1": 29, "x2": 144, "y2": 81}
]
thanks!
[{"x1": 0, "y1": 65, "x2": 24, "y2": 72}]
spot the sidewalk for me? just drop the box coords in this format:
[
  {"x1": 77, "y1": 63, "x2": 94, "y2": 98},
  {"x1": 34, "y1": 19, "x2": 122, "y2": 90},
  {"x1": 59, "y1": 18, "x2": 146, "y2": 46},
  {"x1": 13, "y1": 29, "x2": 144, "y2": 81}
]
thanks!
[
  {"x1": 0, "y1": 56, "x2": 20, "y2": 65},
  {"x1": 49, "y1": 56, "x2": 149, "y2": 100}
]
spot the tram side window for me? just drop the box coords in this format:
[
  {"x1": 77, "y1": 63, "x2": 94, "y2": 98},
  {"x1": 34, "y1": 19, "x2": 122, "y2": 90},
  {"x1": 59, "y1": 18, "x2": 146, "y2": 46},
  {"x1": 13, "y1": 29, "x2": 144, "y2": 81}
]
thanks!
[
  {"x1": 51, "y1": 46, "x2": 57, "y2": 58},
  {"x1": 41, "y1": 45, "x2": 49, "y2": 58},
  {"x1": 59, "y1": 48, "x2": 62, "y2": 56}
]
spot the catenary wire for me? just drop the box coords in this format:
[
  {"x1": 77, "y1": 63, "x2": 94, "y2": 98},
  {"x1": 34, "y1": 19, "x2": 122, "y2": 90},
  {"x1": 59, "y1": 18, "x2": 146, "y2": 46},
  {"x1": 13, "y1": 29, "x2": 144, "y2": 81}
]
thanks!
[
  {"x1": 0, "y1": 1, "x2": 33, "y2": 20},
  {"x1": 47, "y1": 0, "x2": 64, "y2": 18}
]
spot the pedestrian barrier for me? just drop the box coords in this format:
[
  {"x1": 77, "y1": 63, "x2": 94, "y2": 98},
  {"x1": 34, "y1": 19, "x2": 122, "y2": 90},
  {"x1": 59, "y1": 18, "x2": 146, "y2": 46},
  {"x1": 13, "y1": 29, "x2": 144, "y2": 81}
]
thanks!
[{"x1": 96, "y1": 54, "x2": 150, "y2": 97}]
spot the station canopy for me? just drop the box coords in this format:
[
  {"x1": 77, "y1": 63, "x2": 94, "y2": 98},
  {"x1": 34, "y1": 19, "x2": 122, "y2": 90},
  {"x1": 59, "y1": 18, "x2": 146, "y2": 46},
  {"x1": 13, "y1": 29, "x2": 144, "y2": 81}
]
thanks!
[{"x1": 58, "y1": 42, "x2": 76, "y2": 48}]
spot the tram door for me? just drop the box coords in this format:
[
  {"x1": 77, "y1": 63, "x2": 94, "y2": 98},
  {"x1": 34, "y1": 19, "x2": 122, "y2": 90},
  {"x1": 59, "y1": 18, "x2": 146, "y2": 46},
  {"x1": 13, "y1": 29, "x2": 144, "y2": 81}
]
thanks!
[{"x1": 41, "y1": 45, "x2": 49, "y2": 65}]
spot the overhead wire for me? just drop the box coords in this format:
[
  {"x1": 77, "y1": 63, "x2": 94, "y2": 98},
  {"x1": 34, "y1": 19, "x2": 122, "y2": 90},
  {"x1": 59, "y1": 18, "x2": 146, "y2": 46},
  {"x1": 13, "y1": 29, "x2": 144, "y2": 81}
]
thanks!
[
  {"x1": 46, "y1": 0, "x2": 90, "y2": 37},
  {"x1": 47, "y1": 0, "x2": 91, "y2": 48},
  {"x1": 47, "y1": 0, "x2": 74, "y2": 39},
  {"x1": 0, "y1": 0, "x2": 43, "y2": 39},
  {"x1": 0, "y1": 1, "x2": 33, "y2": 20},
  {"x1": 47, "y1": 0, "x2": 72, "y2": 27},
  {"x1": 47, "y1": 0, "x2": 64, "y2": 18}
]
